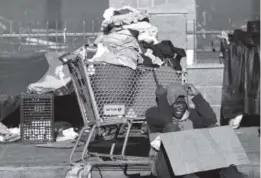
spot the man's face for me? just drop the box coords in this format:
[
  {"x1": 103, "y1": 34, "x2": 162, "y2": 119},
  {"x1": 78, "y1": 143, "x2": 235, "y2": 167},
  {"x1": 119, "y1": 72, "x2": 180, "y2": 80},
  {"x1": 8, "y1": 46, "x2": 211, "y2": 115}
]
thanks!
[{"x1": 171, "y1": 96, "x2": 187, "y2": 119}]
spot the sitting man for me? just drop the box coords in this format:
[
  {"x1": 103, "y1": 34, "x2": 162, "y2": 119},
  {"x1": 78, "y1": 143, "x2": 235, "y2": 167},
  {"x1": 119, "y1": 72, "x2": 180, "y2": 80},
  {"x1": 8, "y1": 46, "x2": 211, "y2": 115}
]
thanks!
[{"x1": 146, "y1": 83, "x2": 246, "y2": 178}]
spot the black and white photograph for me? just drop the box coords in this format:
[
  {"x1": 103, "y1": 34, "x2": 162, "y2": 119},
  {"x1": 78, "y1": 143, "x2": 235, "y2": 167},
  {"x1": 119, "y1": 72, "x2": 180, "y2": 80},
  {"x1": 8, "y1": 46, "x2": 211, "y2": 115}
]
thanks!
[{"x1": 0, "y1": 0, "x2": 260, "y2": 177}]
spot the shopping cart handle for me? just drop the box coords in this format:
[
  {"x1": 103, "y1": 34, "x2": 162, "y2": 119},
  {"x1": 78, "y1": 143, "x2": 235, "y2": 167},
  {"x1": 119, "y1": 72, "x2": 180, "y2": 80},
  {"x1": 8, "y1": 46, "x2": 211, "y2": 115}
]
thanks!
[
  {"x1": 58, "y1": 53, "x2": 77, "y2": 64},
  {"x1": 58, "y1": 53, "x2": 70, "y2": 64},
  {"x1": 152, "y1": 69, "x2": 160, "y2": 87}
]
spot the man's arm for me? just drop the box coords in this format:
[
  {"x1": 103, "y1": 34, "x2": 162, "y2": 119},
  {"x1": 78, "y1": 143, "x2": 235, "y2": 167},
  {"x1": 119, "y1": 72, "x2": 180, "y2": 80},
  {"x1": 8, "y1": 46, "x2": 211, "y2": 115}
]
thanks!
[
  {"x1": 155, "y1": 85, "x2": 173, "y2": 124},
  {"x1": 191, "y1": 94, "x2": 218, "y2": 126},
  {"x1": 186, "y1": 84, "x2": 218, "y2": 127}
]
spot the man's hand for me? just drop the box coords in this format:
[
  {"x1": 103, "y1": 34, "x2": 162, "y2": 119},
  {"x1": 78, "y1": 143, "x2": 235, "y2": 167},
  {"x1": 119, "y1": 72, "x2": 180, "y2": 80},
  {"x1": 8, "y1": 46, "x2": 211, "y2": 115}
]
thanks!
[{"x1": 186, "y1": 84, "x2": 200, "y2": 96}]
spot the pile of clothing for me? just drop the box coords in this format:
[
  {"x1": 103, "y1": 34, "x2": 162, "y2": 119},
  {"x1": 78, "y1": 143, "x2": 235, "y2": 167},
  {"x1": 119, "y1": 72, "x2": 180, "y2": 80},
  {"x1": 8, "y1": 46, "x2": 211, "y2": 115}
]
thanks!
[
  {"x1": 0, "y1": 122, "x2": 20, "y2": 143},
  {"x1": 89, "y1": 6, "x2": 186, "y2": 70}
]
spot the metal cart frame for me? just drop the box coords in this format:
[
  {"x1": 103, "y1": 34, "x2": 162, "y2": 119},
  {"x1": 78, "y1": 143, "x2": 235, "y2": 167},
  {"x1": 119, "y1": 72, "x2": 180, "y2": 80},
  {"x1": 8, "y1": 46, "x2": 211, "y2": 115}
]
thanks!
[{"x1": 59, "y1": 52, "x2": 187, "y2": 175}]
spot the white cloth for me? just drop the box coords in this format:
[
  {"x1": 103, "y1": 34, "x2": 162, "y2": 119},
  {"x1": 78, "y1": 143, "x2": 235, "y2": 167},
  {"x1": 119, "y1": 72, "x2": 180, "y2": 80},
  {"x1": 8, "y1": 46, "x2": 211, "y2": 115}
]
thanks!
[
  {"x1": 91, "y1": 43, "x2": 107, "y2": 61},
  {"x1": 27, "y1": 52, "x2": 71, "y2": 95},
  {"x1": 123, "y1": 21, "x2": 159, "y2": 42},
  {"x1": 56, "y1": 128, "x2": 78, "y2": 142},
  {"x1": 101, "y1": 6, "x2": 150, "y2": 32},
  {"x1": 144, "y1": 49, "x2": 164, "y2": 66},
  {"x1": 103, "y1": 7, "x2": 115, "y2": 20},
  {"x1": 28, "y1": 75, "x2": 71, "y2": 94},
  {"x1": 0, "y1": 122, "x2": 9, "y2": 135},
  {"x1": 151, "y1": 135, "x2": 161, "y2": 151}
]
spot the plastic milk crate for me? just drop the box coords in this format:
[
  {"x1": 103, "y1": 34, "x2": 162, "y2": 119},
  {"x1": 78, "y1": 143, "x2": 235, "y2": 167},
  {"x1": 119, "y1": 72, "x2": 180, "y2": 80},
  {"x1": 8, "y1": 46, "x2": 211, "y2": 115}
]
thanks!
[{"x1": 20, "y1": 94, "x2": 54, "y2": 144}]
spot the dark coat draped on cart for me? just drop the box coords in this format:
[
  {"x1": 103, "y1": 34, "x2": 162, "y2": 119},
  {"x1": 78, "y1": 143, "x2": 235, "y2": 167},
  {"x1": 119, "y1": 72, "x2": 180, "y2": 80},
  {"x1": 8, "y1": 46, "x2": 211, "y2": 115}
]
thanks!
[{"x1": 221, "y1": 21, "x2": 260, "y2": 122}]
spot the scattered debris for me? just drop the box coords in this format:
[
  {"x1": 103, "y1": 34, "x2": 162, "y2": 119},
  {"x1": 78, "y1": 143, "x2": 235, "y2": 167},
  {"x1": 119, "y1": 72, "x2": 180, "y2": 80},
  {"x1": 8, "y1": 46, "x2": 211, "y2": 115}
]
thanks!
[
  {"x1": 56, "y1": 128, "x2": 78, "y2": 142},
  {"x1": 0, "y1": 122, "x2": 20, "y2": 143}
]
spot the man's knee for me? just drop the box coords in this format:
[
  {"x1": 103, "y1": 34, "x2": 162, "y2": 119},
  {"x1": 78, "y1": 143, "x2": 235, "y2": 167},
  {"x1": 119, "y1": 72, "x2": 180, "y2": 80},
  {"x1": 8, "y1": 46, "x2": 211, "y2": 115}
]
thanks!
[
  {"x1": 163, "y1": 123, "x2": 180, "y2": 133},
  {"x1": 207, "y1": 123, "x2": 219, "y2": 128},
  {"x1": 146, "y1": 106, "x2": 158, "y2": 118},
  {"x1": 145, "y1": 106, "x2": 160, "y2": 126}
]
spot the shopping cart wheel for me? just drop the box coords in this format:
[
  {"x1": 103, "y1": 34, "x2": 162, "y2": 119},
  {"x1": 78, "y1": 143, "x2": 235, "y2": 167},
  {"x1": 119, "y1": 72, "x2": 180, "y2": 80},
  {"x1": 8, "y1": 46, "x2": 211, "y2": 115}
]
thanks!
[
  {"x1": 77, "y1": 164, "x2": 92, "y2": 178},
  {"x1": 65, "y1": 165, "x2": 83, "y2": 178}
]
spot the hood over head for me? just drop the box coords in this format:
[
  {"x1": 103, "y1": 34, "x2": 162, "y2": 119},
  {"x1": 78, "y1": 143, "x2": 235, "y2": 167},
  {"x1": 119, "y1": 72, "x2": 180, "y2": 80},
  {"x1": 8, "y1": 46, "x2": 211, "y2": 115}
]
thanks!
[{"x1": 166, "y1": 82, "x2": 187, "y2": 106}]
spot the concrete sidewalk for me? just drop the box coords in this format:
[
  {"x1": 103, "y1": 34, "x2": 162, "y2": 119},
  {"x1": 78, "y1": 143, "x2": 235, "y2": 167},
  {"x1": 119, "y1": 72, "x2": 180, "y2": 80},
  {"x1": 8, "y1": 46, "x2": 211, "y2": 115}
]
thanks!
[{"x1": 0, "y1": 127, "x2": 259, "y2": 178}]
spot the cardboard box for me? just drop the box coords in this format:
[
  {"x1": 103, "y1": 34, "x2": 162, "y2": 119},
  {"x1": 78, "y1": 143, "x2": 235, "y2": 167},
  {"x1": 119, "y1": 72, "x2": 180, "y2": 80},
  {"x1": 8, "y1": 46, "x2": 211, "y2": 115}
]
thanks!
[{"x1": 156, "y1": 126, "x2": 249, "y2": 176}]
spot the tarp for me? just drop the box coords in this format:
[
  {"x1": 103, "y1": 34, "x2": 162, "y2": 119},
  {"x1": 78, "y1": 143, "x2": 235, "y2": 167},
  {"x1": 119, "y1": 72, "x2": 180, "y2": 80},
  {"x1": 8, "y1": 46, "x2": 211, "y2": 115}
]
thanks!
[
  {"x1": 27, "y1": 52, "x2": 71, "y2": 95},
  {"x1": 0, "y1": 52, "x2": 49, "y2": 95},
  {"x1": 0, "y1": 51, "x2": 71, "y2": 121},
  {"x1": 0, "y1": 52, "x2": 71, "y2": 95}
]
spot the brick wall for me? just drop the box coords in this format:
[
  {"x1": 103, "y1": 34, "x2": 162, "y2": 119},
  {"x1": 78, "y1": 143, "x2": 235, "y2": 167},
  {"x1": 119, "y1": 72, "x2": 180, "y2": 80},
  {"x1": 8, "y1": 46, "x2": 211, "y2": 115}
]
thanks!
[{"x1": 187, "y1": 66, "x2": 224, "y2": 123}]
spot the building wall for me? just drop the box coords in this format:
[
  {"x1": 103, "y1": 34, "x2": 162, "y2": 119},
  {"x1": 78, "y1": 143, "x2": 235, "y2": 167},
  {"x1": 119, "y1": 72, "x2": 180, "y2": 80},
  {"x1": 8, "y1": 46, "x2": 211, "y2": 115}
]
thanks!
[
  {"x1": 196, "y1": 0, "x2": 260, "y2": 31},
  {"x1": 187, "y1": 66, "x2": 223, "y2": 123},
  {"x1": 196, "y1": 0, "x2": 260, "y2": 50},
  {"x1": 0, "y1": 0, "x2": 108, "y2": 32}
]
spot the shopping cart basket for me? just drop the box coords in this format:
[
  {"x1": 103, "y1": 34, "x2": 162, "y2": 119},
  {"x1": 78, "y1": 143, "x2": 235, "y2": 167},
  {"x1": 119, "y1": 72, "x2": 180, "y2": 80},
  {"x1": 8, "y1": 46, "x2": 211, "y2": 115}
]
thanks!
[{"x1": 59, "y1": 52, "x2": 187, "y2": 175}]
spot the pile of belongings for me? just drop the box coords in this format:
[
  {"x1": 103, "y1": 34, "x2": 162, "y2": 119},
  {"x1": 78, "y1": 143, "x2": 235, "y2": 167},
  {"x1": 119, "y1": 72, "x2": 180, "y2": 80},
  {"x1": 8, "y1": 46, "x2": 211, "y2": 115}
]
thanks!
[
  {"x1": 88, "y1": 6, "x2": 186, "y2": 70},
  {"x1": 27, "y1": 52, "x2": 73, "y2": 95},
  {"x1": 212, "y1": 20, "x2": 260, "y2": 125}
]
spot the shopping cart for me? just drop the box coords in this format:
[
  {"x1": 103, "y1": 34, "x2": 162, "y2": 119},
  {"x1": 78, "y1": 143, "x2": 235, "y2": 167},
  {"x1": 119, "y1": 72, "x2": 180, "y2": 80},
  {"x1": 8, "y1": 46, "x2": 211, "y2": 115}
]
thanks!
[{"x1": 59, "y1": 51, "x2": 188, "y2": 176}]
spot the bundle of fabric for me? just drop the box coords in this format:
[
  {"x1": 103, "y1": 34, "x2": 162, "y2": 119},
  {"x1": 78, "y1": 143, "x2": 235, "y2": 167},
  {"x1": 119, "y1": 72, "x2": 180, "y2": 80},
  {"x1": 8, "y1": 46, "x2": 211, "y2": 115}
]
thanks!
[
  {"x1": 0, "y1": 122, "x2": 20, "y2": 143},
  {"x1": 101, "y1": 6, "x2": 150, "y2": 33},
  {"x1": 0, "y1": 52, "x2": 79, "y2": 129},
  {"x1": 92, "y1": 29, "x2": 144, "y2": 70},
  {"x1": 90, "y1": 6, "x2": 186, "y2": 70},
  {"x1": 27, "y1": 52, "x2": 73, "y2": 95}
]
